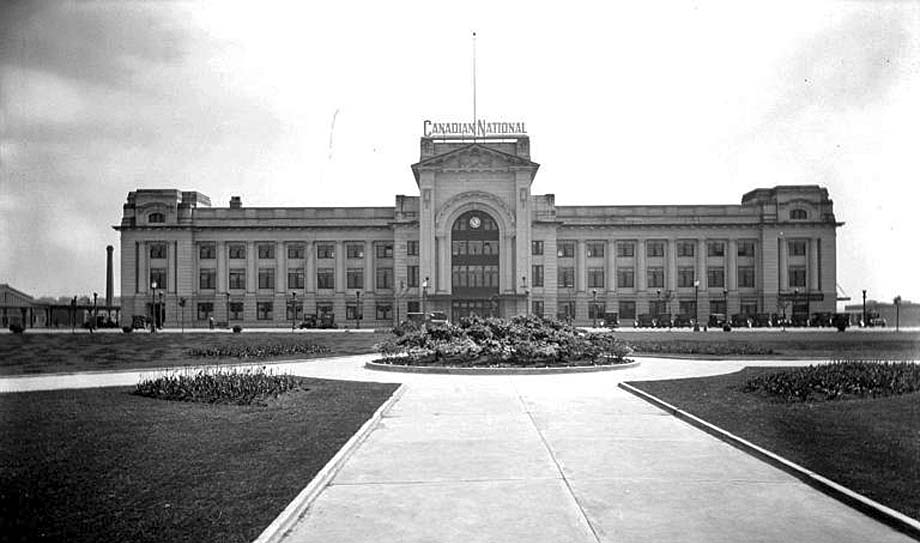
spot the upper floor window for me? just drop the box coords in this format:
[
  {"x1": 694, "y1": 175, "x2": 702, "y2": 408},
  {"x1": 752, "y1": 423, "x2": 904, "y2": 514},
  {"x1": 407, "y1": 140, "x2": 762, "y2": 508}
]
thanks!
[
  {"x1": 790, "y1": 208, "x2": 808, "y2": 220},
  {"x1": 317, "y1": 243, "x2": 335, "y2": 259},
  {"x1": 586, "y1": 242, "x2": 605, "y2": 258},
  {"x1": 148, "y1": 212, "x2": 165, "y2": 224},
  {"x1": 737, "y1": 240, "x2": 756, "y2": 258},
  {"x1": 228, "y1": 244, "x2": 246, "y2": 259},
  {"x1": 407, "y1": 240, "x2": 419, "y2": 256},
  {"x1": 376, "y1": 243, "x2": 394, "y2": 259},
  {"x1": 616, "y1": 241, "x2": 635, "y2": 258},
  {"x1": 149, "y1": 243, "x2": 167, "y2": 259},
  {"x1": 532, "y1": 241, "x2": 544, "y2": 256},
  {"x1": 287, "y1": 244, "x2": 305, "y2": 259},
  {"x1": 789, "y1": 240, "x2": 807, "y2": 257},
  {"x1": 199, "y1": 244, "x2": 215, "y2": 260},
  {"x1": 707, "y1": 241, "x2": 725, "y2": 257},
  {"x1": 646, "y1": 241, "x2": 665, "y2": 258},
  {"x1": 346, "y1": 243, "x2": 364, "y2": 259},
  {"x1": 677, "y1": 241, "x2": 695, "y2": 258},
  {"x1": 557, "y1": 241, "x2": 575, "y2": 258},
  {"x1": 258, "y1": 244, "x2": 275, "y2": 259}
]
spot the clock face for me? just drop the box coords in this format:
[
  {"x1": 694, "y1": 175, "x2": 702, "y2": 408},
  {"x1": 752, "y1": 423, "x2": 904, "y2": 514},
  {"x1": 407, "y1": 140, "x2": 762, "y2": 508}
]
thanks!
[{"x1": 469, "y1": 216, "x2": 482, "y2": 229}]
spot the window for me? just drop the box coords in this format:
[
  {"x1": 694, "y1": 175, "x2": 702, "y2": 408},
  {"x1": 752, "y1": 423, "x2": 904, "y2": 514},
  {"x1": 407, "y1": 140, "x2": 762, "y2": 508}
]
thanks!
[
  {"x1": 737, "y1": 240, "x2": 755, "y2": 258},
  {"x1": 407, "y1": 265, "x2": 419, "y2": 287},
  {"x1": 617, "y1": 242, "x2": 635, "y2": 258},
  {"x1": 376, "y1": 304, "x2": 392, "y2": 321},
  {"x1": 286, "y1": 301, "x2": 303, "y2": 321},
  {"x1": 376, "y1": 243, "x2": 394, "y2": 259},
  {"x1": 789, "y1": 240, "x2": 807, "y2": 257},
  {"x1": 317, "y1": 243, "x2": 335, "y2": 259},
  {"x1": 647, "y1": 267, "x2": 664, "y2": 288},
  {"x1": 257, "y1": 302, "x2": 273, "y2": 321},
  {"x1": 316, "y1": 303, "x2": 333, "y2": 317},
  {"x1": 407, "y1": 240, "x2": 419, "y2": 256},
  {"x1": 199, "y1": 269, "x2": 216, "y2": 290},
  {"x1": 451, "y1": 241, "x2": 467, "y2": 256},
  {"x1": 407, "y1": 301, "x2": 420, "y2": 313},
  {"x1": 258, "y1": 268, "x2": 275, "y2": 290},
  {"x1": 790, "y1": 208, "x2": 808, "y2": 220},
  {"x1": 558, "y1": 300, "x2": 576, "y2": 320},
  {"x1": 678, "y1": 300, "x2": 697, "y2": 317},
  {"x1": 678, "y1": 267, "x2": 695, "y2": 288},
  {"x1": 347, "y1": 268, "x2": 364, "y2": 289},
  {"x1": 148, "y1": 212, "x2": 165, "y2": 224},
  {"x1": 619, "y1": 301, "x2": 636, "y2": 320},
  {"x1": 482, "y1": 240, "x2": 498, "y2": 255},
  {"x1": 258, "y1": 244, "x2": 274, "y2": 259},
  {"x1": 376, "y1": 267, "x2": 393, "y2": 289},
  {"x1": 197, "y1": 302, "x2": 213, "y2": 321},
  {"x1": 738, "y1": 266, "x2": 755, "y2": 288},
  {"x1": 288, "y1": 268, "x2": 304, "y2": 290},
  {"x1": 707, "y1": 267, "x2": 725, "y2": 288},
  {"x1": 229, "y1": 302, "x2": 244, "y2": 320},
  {"x1": 588, "y1": 267, "x2": 605, "y2": 288},
  {"x1": 346, "y1": 303, "x2": 361, "y2": 321},
  {"x1": 150, "y1": 244, "x2": 167, "y2": 259},
  {"x1": 587, "y1": 242, "x2": 605, "y2": 258},
  {"x1": 532, "y1": 300, "x2": 544, "y2": 317},
  {"x1": 199, "y1": 244, "x2": 215, "y2": 259},
  {"x1": 229, "y1": 244, "x2": 246, "y2": 259},
  {"x1": 588, "y1": 302, "x2": 607, "y2": 319},
  {"x1": 707, "y1": 242, "x2": 725, "y2": 257},
  {"x1": 532, "y1": 241, "x2": 544, "y2": 255},
  {"x1": 316, "y1": 268, "x2": 334, "y2": 289},
  {"x1": 789, "y1": 266, "x2": 807, "y2": 288},
  {"x1": 740, "y1": 301, "x2": 758, "y2": 316},
  {"x1": 649, "y1": 300, "x2": 667, "y2": 317},
  {"x1": 710, "y1": 300, "x2": 727, "y2": 315},
  {"x1": 557, "y1": 241, "x2": 575, "y2": 258},
  {"x1": 346, "y1": 243, "x2": 364, "y2": 259},
  {"x1": 452, "y1": 265, "x2": 499, "y2": 289},
  {"x1": 646, "y1": 241, "x2": 665, "y2": 258},
  {"x1": 617, "y1": 268, "x2": 635, "y2": 289},
  {"x1": 558, "y1": 267, "x2": 575, "y2": 288},
  {"x1": 677, "y1": 241, "x2": 695, "y2": 258},
  {"x1": 229, "y1": 269, "x2": 245, "y2": 290},
  {"x1": 288, "y1": 244, "x2": 305, "y2": 259},
  {"x1": 150, "y1": 268, "x2": 167, "y2": 289},
  {"x1": 532, "y1": 265, "x2": 544, "y2": 288}
]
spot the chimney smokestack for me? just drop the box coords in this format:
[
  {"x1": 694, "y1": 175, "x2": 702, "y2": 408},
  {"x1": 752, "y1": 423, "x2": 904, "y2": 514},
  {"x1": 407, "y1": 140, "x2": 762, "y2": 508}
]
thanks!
[{"x1": 106, "y1": 245, "x2": 114, "y2": 309}]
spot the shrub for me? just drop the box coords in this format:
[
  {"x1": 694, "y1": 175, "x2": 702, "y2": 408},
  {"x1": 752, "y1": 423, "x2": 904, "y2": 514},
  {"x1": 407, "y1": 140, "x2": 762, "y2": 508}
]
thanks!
[
  {"x1": 375, "y1": 314, "x2": 632, "y2": 367},
  {"x1": 133, "y1": 366, "x2": 302, "y2": 405},
  {"x1": 9, "y1": 323, "x2": 24, "y2": 334},
  {"x1": 232, "y1": 325, "x2": 243, "y2": 333},
  {"x1": 743, "y1": 361, "x2": 920, "y2": 402},
  {"x1": 187, "y1": 342, "x2": 331, "y2": 359},
  {"x1": 122, "y1": 326, "x2": 133, "y2": 333},
  {"x1": 629, "y1": 340, "x2": 773, "y2": 356}
]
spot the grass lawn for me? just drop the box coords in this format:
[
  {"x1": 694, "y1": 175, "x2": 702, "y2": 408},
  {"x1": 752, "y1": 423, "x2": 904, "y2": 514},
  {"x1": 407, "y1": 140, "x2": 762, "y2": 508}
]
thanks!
[
  {"x1": 614, "y1": 329, "x2": 920, "y2": 360},
  {"x1": 627, "y1": 367, "x2": 920, "y2": 520},
  {"x1": 0, "y1": 378, "x2": 399, "y2": 543},
  {"x1": 0, "y1": 332, "x2": 390, "y2": 376}
]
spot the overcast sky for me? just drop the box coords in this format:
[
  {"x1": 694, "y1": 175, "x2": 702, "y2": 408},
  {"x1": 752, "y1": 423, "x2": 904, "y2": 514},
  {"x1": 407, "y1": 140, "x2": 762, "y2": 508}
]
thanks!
[{"x1": 1, "y1": 1, "x2": 918, "y2": 305}]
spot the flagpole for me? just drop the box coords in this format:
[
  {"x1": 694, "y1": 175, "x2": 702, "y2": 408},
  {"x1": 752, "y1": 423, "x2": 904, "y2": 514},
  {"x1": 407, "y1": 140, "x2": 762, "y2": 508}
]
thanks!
[{"x1": 472, "y1": 31, "x2": 477, "y2": 142}]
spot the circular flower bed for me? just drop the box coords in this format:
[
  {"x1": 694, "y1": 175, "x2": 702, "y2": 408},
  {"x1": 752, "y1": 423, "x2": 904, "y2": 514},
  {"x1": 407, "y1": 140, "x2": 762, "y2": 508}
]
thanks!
[{"x1": 374, "y1": 315, "x2": 633, "y2": 368}]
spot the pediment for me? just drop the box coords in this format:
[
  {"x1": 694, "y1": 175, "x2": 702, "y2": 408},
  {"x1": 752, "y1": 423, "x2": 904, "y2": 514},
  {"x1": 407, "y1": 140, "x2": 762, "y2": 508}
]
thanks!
[{"x1": 412, "y1": 144, "x2": 539, "y2": 181}]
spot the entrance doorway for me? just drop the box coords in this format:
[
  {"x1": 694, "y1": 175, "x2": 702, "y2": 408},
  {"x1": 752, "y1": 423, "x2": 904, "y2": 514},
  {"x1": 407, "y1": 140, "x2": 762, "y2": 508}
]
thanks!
[{"x1": 451, "y1": 210, "x2": 500, "y2": 318}]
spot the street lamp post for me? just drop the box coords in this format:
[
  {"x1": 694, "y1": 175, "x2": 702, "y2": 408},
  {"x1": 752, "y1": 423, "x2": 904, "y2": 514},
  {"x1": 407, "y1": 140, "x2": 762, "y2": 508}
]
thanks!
[
  {"x1": 150, "y1": 282, "x2": 158, "y2": 333},
  {"x1": 793, "y1": 288, "x2": 799, "y2": 328},
  {"x1": 225, "y1": 292, "x2": 231, "y2": 329},
  {"x1": 693, "y1": 280, "x2": 700, "y2": 331},
  {"x1": 592, "y1": 289, "x2": 598, "y2": 328},
  {"x1": 656, "y1": 288, "x2": 661, "y2": 328},
  {"x1": 355, "y1": 290, "x2": 361, "y2": 329},
  {"x1": 179, "y1": 297, "x2": 186, "y2": 333},
  {"x1": 862, "y1": 289, "x2": 867, "y2": 328},
  {"x1": 71, "y1": 296, "x2": 77, "y2": 334},
  {"x1": 421, "y1": 277, "x2": 429, "y2": 317},
  {"x1": 291, "y1": 292, "x2": 297, "y2": 331},
  {"x1": 522, "y1": 276, "x2": 529, "y2": 317},
  {"x1": 91, "y1": 292, "x2": 98, "y2": 333},
  {"x1": 894, "y1": 295, "x2": 902, "y2": 332},
  {"x1": 396, "y1": 281, "x2": 404, "y2": 326},
  {"x1": 158, "y1": 292, "x2": 164, "y2": 330}
]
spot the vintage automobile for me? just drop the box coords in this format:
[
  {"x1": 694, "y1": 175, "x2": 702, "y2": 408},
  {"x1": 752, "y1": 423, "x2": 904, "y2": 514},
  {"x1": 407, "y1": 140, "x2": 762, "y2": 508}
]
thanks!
[
  {"x1": 730, "y1": 314, "x2": 753, "y2": 328},
  {"x1": 635, "y1": 313, "x2": 657, "y2": 328},
  {"x1": 831, "y1": 313, "x2": 850, "y2": 332},
  {"x1": 601, "y1": 312, "x2": 620, "y2": 328},
  {"x1": 790, "y1": 313, "x2": 810, "y2": 327},
  {"x1": 672, "y1": 314, "x2": 694, "y2": 328},
  {"x1": 707, "y1": 313, "x2": 728, "y2": 329},
  {"x1": 809, "y1": 312, "x2": 833, "y2": 327},
  {"x1": 751, "y1": 313, "x2": 774, "y2": 327}
]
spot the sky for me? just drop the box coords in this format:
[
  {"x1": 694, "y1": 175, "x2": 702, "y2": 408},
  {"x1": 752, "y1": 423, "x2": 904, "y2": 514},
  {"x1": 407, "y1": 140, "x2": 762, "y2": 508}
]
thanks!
[{"x1": 1, "y1": 0, "x2": 919, "y2": 305}]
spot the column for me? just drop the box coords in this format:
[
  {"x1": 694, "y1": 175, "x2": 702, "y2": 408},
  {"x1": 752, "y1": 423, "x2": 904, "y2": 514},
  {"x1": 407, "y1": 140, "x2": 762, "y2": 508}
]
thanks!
[
  {"x1": 216, "y1": 242, "x2": 226, "y2": 293},
  {"x1": 667, "y1": 239, "x2": 677, "y2": 292},
  {"x1": 606, "y1": 239, "x2": 617, "y2": 292},
  {"x1": 246, "y1": 241, "x2": 256, "y2": 293},
  {"x1": 439, "y1": 236, "x2": 450, "y2": 293},
  {"x1": 576, "y1": 240, "x2": 586, "y2": 292},
  {"x1": 276, "y1": 241, "x2": 286, "y2": 294},
  {"x1": 697, "y1": 238, "x2": 708, "y2": 290},
  {"x1": 305, "y1": 241, "x2": 315, "y2": 293},
  {"x1": 637, "y1": 239, "x2": 647, "y2": 292},
  {"x1": 364, "y1": 242, "x2": 374, "y2": 293},
  {"x1": 809, "y1": 238, "x2": 819, "y2": 292},
  {"x1": 727, "y1": 239, "x2": 738, "y2": 291},
  {"x1": 779, "y1": 237, "x2": 788, "y2": 292},
  {"x1": 167, "y1": 241, "x2": 177, "y2": 293},
  {"x1": 138, "y1": 242, "x2": 148, "y2": 293},
  {"x1": 335, "y1": 240, "x2": 345, "y2": 293}
]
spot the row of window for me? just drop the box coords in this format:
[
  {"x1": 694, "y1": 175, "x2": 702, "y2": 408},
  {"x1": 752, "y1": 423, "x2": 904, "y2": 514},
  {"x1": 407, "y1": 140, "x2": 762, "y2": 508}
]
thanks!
[
  {"x1": 193, "y1": 267, "x2": 396, "y2": 291},
  {"x1": 547, "y1": 300, "x2": 760, "y2": 320},
  {"x1": 451, "y1": 265, "x2": 500, "y2": 289},
  {"x1": 195, "y1": 301, "x2": 395, "y2": 321},
  {"x1": 150, "y1": 241, "x2": 419, "y2": 261},
  {"x1": 535, "y1": 265, "x2": 757, "y2": 289},
  {"x1": 451, "y1": 240, "x2": 499, "y2": 257},
  {"x1": 537, "y1": 240, "x2": 759, "y2": 259}
]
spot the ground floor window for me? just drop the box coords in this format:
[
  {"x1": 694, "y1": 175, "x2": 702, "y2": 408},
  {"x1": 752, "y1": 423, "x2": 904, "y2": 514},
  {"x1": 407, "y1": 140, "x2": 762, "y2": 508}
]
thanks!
[
  {"x1": 229, "y1": 302, "x2": 244, "y2": 320},
  {"x1": 316, "y1": 302, "x2": 333, "y2": 317},
  {"x1": 619, "y1": 301, "x2": 636, "y2": 320},
  {"x1": 532, "y1": 300, "x2": 544, "y2": 317},
  {"x1": 679, "y1": 300, "x2": 697, "y2": 317},
  {"x1": 557, "y1": 300, "x2": 576, "y2": 320},
  {"x1": 376, "y1": 303, "x2": 392, "y2": 320},
  {"x1": 649, "y1": 300, "x2": 667, "y2": 316},
  {"x1": 286, "y1": 301, "x2": 303, "y2": 321},
  {"x1": 740, "y1": 300, "x2": 758, "y2": 315},
  {"x1": 197, "y1": 302, "x2": 213, "y2": 320},
  {"x1": 588, "y1": 302, "x2": 606, "y2": 319},
  {"x1": 710, "y1": 300, "x2": 726, "y2": 315},
  {"x1": 257, "y1": 302, "x2": 273, "y2": 320},
  {"x1": 346, "y1": 303, "x2": 361, "y2": 321},
  {"x1": 407, "y1": 301, "x2": 420, "y2": 313}
]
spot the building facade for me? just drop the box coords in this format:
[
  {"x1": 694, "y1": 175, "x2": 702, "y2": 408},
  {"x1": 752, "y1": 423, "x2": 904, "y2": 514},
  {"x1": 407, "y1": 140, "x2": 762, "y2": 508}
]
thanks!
[{"x1": 116, "y1": 131, "x2": 841, "y2": 328}]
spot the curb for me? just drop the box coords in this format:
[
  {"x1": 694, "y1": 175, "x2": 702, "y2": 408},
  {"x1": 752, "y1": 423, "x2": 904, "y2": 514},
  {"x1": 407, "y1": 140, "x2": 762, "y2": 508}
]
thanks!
[
  {"x1": 364, "y1": 359, "x2": 640, "y2": 375},
  {"x1": 252, "y1": 383, "x2": 407, "y2": 543},
  {"x1": 618, "y1": 381, "x2": 920, "y2": 541}
]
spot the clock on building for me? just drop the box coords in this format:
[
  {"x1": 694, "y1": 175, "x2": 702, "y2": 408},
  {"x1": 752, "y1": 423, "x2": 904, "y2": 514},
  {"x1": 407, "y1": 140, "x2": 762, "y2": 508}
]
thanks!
[{"x1": 469, "y1": 216, "x2": 481, "y2": 229}]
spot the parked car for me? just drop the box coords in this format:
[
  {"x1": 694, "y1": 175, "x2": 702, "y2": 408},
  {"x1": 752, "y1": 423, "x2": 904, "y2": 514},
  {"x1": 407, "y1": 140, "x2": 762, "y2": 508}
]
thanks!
[
  {"x1": 790, "y1": 313, "x2": 810, "y2": 327},
  {"x1": 863, "y1": 311, "x2": 887, "y2": 327},
  {"x1": 636, "y1": 313, "x2": 657, "y2": 328},
  {"x1": 809, "y1": 312, "x2": 833, "y2": 327},
  {"x1": 601, "y1": 312, "x2": 619, "y2": 328},
  {"x1": 707, "y1": 313, "x2": 728, "y2": 328},
  {"x1": 832, "y1": 313, "x2": 850, "y2": 332},
  {"x1": 427, "y1": 311, "x2": 449, "y2": 326},
  {"x1": 751, "y1": 313, "x2": 774, "y2": 328},
  {"x1": 299, "y1": 314, "x2": 318, "y2": 328},
  {"x1": 672, "y1": 314, "x2": 694, "y2": 328},
  {"x1": 730, "y1": 314, "x2": 752, "y2": 328}
]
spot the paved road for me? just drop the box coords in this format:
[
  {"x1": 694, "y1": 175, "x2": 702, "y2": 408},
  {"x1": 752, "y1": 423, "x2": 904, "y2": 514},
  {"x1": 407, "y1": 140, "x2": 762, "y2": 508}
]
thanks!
[{"x1": 0, "y1": 355, "x2": 912, "y2": 542}]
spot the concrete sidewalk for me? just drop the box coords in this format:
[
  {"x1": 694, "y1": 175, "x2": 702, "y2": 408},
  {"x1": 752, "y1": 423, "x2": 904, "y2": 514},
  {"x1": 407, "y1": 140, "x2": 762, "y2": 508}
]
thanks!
[{"x1": 277, "y1": 358, "x2": 913, "y2": 543}]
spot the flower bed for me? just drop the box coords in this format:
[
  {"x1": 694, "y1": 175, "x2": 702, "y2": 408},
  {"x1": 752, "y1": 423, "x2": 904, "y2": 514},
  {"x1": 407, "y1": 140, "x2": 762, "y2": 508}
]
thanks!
[
  {"x1": 743, "y1": 360, "x2": 920, "y2": 402},
  {"x1": 187, "y1": 342, "x2": 330, "y2": 359},
  {"x1": 375, "y1": 315, "x2": 633, "y2": 367},
  {"x1": 134, "y1": 366, "x2": 303, "y2": 405},
  {"x1": 628, "y1": 340, "x2": 774, "y2": 356}
]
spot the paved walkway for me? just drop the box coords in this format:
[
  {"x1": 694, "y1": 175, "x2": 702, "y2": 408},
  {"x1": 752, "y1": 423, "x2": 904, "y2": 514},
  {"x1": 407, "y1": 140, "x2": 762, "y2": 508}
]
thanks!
[{"x1": 0, "y1": 356, "x2": 913, "y2": 542}]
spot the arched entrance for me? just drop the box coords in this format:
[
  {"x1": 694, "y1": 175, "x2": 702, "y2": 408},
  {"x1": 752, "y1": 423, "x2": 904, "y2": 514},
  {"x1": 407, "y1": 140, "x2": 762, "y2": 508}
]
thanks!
[{"x1": 451, "y1": 210, "x2": 500, "y2": 318}]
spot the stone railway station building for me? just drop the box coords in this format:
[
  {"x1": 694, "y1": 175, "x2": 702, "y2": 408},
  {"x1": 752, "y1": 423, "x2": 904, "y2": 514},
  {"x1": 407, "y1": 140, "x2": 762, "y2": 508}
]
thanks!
[{"x1": 116, "y1": 129, "x2": 841, "y2": 328}]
